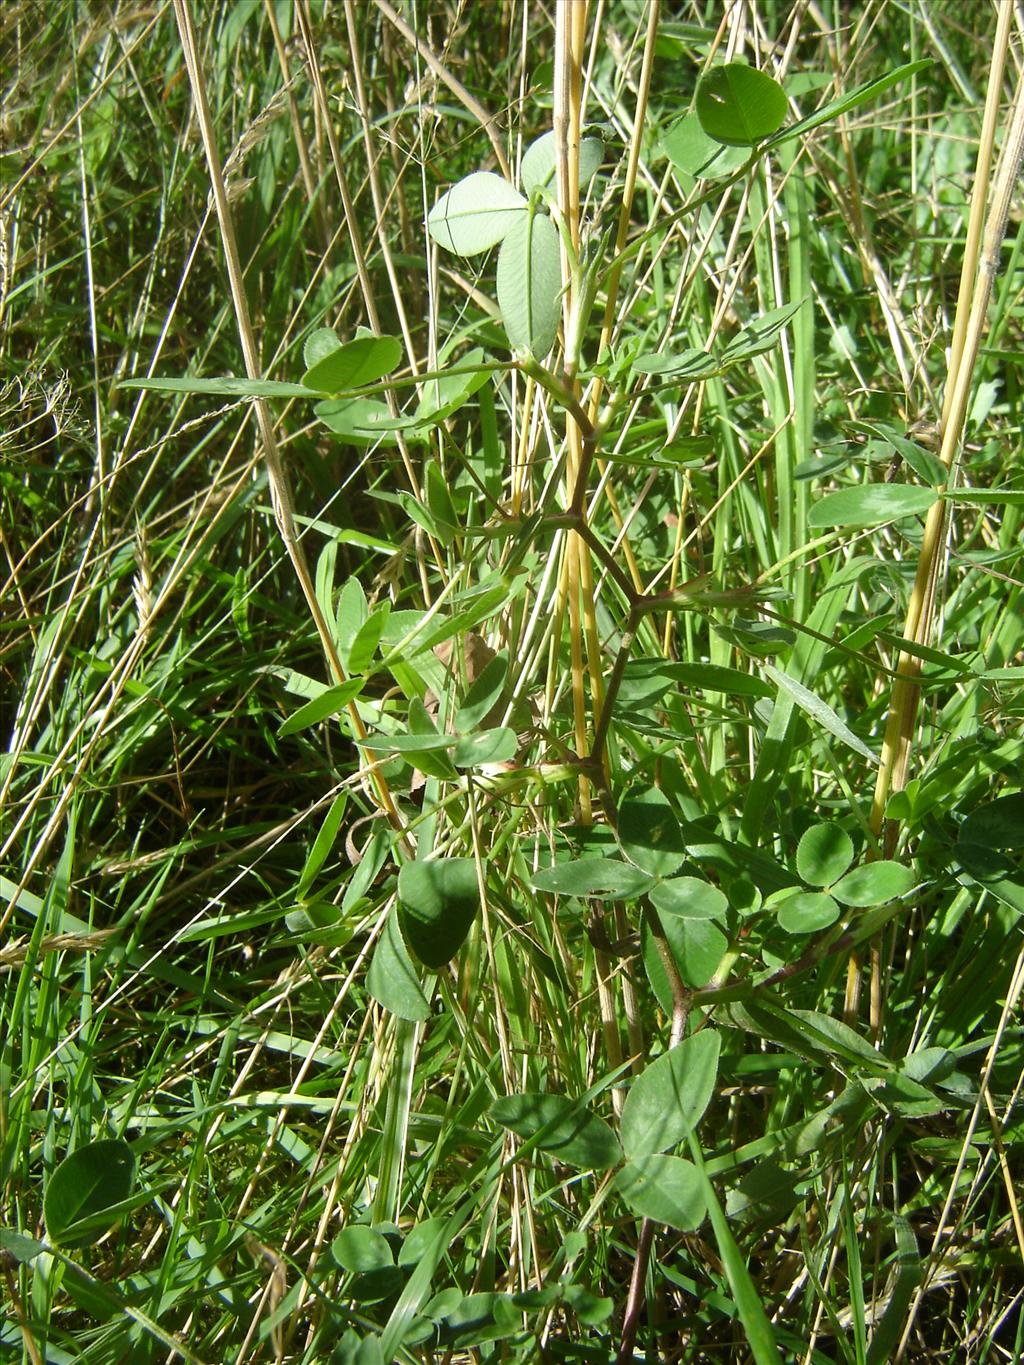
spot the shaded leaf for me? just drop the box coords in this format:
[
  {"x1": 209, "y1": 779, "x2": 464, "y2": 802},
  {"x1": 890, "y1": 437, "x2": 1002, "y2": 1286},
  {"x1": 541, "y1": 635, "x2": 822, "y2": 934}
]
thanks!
[
  {"x1": 398, "y1": 858, "x2": 480, "y2": 968},
  {"x1": 366, "y1": 908, "x2": 431, "y2": 1021},
  {"x1": 697, "y1": 63, "x2": 788, "y2": 146},
  {"x1": 661, "y1": 112, "x2": 751, "y2": 179},
  {"x1": 490, "y1": 1092, "x2": 621, "y2": 1169},
  {"x1": 44, "y1": 1139, "x2": 136, "y2": 1248}
]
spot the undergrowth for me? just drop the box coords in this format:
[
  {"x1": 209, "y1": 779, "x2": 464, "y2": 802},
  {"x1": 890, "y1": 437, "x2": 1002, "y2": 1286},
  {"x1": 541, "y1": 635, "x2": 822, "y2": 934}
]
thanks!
[{"x1": 2, "y1": 2, "x2": 1023, "y2": 1363}]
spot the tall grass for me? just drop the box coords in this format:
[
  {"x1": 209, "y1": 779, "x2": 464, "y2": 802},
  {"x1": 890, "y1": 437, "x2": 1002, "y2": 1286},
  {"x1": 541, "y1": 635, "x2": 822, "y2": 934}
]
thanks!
[{"x1": 2, "y1": 3, "x2": 1023, "y2": 1362}]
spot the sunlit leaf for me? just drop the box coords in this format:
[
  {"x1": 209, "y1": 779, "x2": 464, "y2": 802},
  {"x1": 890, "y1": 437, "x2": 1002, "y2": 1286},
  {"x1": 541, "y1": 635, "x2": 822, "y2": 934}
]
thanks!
[
  {"x1": 428, "y1": 172, "x2": 527, "y2": 255},
  {"x1": 496, "y1": 211, "x2": 562, "y2": 356}
]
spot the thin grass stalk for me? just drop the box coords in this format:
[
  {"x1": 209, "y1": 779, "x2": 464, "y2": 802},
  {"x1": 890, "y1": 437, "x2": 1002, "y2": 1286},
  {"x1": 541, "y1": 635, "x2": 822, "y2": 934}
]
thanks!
[
  {"x1": 877, "y1": 127, "x2": 1024, "y2": 833},
  {"x1": 849, "y1": 22, "x2": 1022, "y2": 1022},
  {"x1": 170, "y1": 0, "x2": 408, "y2": 844}
]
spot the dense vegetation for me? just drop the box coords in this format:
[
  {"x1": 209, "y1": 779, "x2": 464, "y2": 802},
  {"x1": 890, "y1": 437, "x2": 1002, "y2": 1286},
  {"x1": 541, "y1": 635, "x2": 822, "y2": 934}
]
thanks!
[{"x1": 2, "y1": 2, "x2": 1023, "y2": 1361}]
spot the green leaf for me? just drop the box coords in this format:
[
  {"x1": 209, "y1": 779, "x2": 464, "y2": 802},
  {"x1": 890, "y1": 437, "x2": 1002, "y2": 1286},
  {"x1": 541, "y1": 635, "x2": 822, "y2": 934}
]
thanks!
[
  {"x1": 564, "y1": 1284, "x2": 614, "y2": 1326},
  {"x1": 763, "y1": 664, "x2": 879, "y2": 764},
  {"x1": 490, "y1": 1092, "x2": 621, "y2": 1169},
  {"x1": 614, "y1": 1155, "x2": 706, "y2": 1230},
  {"x1": 349, "y1": 605, "x2": 391, "y2": 677},
  {"x1": 655, "y1": 912, "x2": 728, "y2": 989},
  {"x1": 366, "y1": 908, "x2": 431, "y2": 1021},
  {"x1": 649, "y1": 877, "x2": 728, "y2": 921},
  {"x1": 854, "y1": 422, "x2": 947, "y2": 485},
  {"x1": 314, "y1": 397, "x2": 408, "y2": 444},
  {"x1": 415, "y1": 349, "x2": 492, "y2": 423},
  {"x1": 304, "y1": 326, "x2": 342, "y2": 371},
  {"x1": 618, "y1": 786, "x2": 687, "y2": 877},
  {"x1": 689, "y1": 1139, "x2": 784, "y2": 1365},
  {"x1": 713, "y1": 618, "x2": 794, "y2": 655},
  {"x1": 119, "y1": 376, "x2": 317, "y2": 398},
  {"x1": 631, "y1": 346, "x2": 717, "y2": 378},
  {"x1": 807, "y1": 484, "x2": 938, "y2": 529},
  {"x1": 529, "y1": 856, "x2": 656, "y2": 900},
  {"x1": 424, "y1": 459, "x2": 459, "y2": 543},
  {"x1": 428, "y1": 172, "x2": 527, "y2": 255},
  {"x1": 331, "y1": 1226, "x2": 395, "y2": 1273},
  {"x1": 283, "y1": 902, "x2": 352, "y2": 947},
  {"x1": 0, "y1": 1229, "x2": 45, "y2": 1263},
  {"x1": 296, "y1": 793, "x2": 348, "y2": 898},
  {"x1": 44, "y1": 1138, "x2": 136, "y2": 1248},
  {"x1": 944, "y1": 487, "x2": 1024, "y2": 506},
  {"x1": 960, "y1": 794, "x2": 1024, "y2": 848},
  {"x1": 697, "y1": 63, "x2": 788, "y2": 146},
  {"x1": 452, "y1": 728, "x2": 517, "y2": 768},
  {"x1": 625, "y1": 659, "x2": 774, "y2": 698},
  {"x1": 278, "y1": 680, "x2": 364, "y2": 737},
  {"x1": 398, "y1": 858, "x2": 480, "y2": 968},
  {"x1": 496, "y1": 210, "x2": 562, "y2": 357},
  {"x1": 722, "y1": 300, "x2": 805, "y2": 360},
  {"x1": 796, "y1": 823, "x2": 854, "y2": 886},
  {"x1": 301, "y1": 332, "x2": 403, "y2": 393},
  {"x1": 831, "y1": 861, "x2": 915, "y2": 907},
  {"x1": 620, "y1": 1030, "x2": 721, "y2": 1159},
  {"x1": 767, "y1": 59, "x2": 932, "y2": 150},
  {"x1": 776, "y1": 891, "x2": 840, "y2": 934},
  {"x1": 520, "y1": 130, "x2": 604, "y2": 193},
  {"x1": 661, "y1": 112, "x2": 751, "y2": 179},
  {"x1": 455, "y1": 653, "x2": 509, "y2": 732}
]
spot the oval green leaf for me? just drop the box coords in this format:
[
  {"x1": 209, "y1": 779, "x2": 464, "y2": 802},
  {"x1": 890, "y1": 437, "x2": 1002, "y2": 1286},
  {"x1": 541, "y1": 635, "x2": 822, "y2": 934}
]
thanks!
[
  {"x1": 807, "y1": 484, "x2": 938, "y2": 529},
  {"x1": 520, "y1": 130, "x2": 604, "y2": 193},
  {"x1": 428, "y1": 171, "x2": 527, "y2": 255},
  {"x1": 452, "y1": 728, "x2": 518, "y2": 768},
  {"x1": 776, "y1": 891, "x2": 840, "y2": 934},
  {"x1": 620, "y1": 1030, "x2": 721, "y2": 1160},
  {"x1": 490, "y1": 1092, "x2": 621, "y2": 1169},
  {"x1": 278, "y1": 680, "x2": 364, "y2": 737},
  {"x1": 331, "y1": 1225, "x2": 395, "y2": 1273},
  {"x1": 697, "y1": 63, "x2": 788, "y2": 146},
  {"x1": 832, "y1": 860, "x2": 915, "y2": 907},
  {"x1": 366, "y1": 908, "x2": 431, "y2": 1021},
  {"x1": 302, "y1": 333, "x2": 403, "y2": 393},
  {"x1": 614, "y1": 1154, "x2": 707, "y2": 1231},
  {"x1": 496, "y1": 211, "x2": 562, "y2": 357},
  {"x1": 398, "y1": 858, "x2": 480, "y2": 968},
  {"x1": 618, "y1": 786, "x2": 687, "y2": 877},
  {"x1": 314, "y1": 397, "x2": 405, "y2": 445},
  {"x1": 529, "y1": 856, "x2": 655, "y2": 900},
  {"x1": 661, "y1": 112, "x2": 751, "y2": 179},
  {"x1": 796, "y1": 823, "x2": 854, "y2": 886},
  {"x1": 44, "y1": 1138, "x2": 136, "y2": 1248},
  {"x1": 959, "y1": 793, "x2": 1024, "y2": 849},
  {"x1": 650, "y1": 876, "x2": 728, "y2": 921}
]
